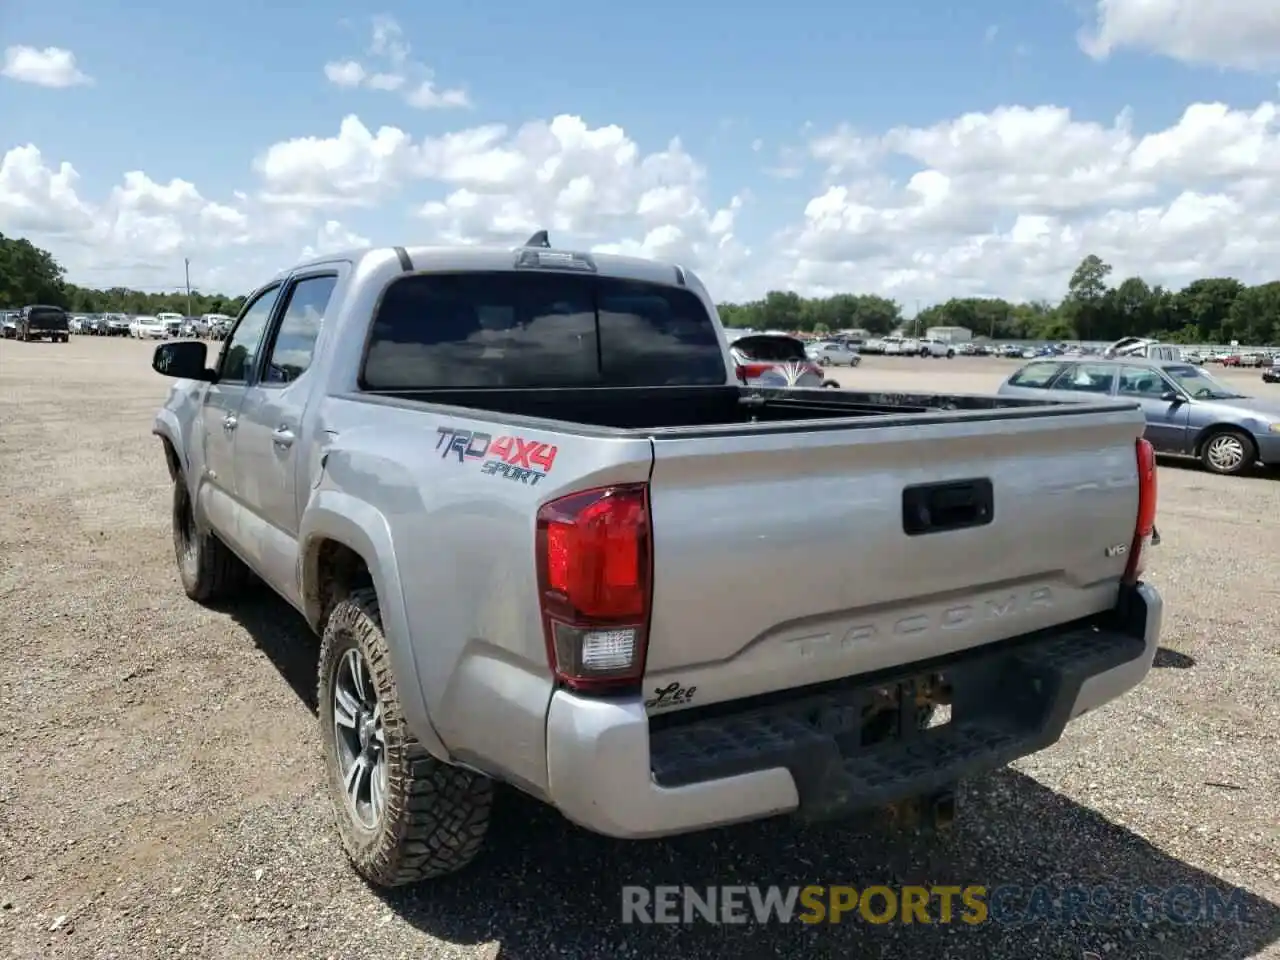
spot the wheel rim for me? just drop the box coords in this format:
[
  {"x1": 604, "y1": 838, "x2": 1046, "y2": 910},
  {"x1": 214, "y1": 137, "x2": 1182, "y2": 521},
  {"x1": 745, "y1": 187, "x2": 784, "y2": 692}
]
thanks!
[
  {"x1": 333, "y1": 648, "x2": 387, "y2": 831},
  {"x1": 1206, "y1": 435, "x2": 1245, "y2": 472}
]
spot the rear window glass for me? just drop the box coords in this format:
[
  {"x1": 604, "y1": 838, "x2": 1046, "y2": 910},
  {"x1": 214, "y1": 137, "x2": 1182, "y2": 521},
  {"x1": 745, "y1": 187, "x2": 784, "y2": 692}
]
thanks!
[
  {"x1": 28, "y1": 308, "x2": 67, "y2": 322},
  {"x1": 361, "y1": 272, "x2": 727, "y2": 389},
  {"x1": 732, "y1": 337, "x2": 808, "y2": 362}
]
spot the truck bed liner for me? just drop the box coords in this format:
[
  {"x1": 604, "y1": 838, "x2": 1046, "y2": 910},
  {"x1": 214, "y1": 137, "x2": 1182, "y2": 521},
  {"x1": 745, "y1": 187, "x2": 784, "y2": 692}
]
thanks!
[{"x1": 363, "y1": 384, "x2": 1122, "y2": 435}]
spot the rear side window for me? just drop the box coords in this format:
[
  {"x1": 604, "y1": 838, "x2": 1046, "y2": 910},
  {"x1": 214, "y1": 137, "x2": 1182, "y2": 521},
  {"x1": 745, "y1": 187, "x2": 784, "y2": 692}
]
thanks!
[
  {"x1": 1007, "y1": 362, "x2": 1063, "y2": 388},
  {"x1": 360, "y1": 272, "x2": 727, "y2": 389},
  {"x1": 1052, "y1": 362, "x2": 1117, "y2": 394}
]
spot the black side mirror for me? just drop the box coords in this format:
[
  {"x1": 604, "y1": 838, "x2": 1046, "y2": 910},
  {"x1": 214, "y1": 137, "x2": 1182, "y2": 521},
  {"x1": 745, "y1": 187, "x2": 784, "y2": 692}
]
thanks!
[
  {"x1": 153, "y1": 340, "x2": 216, "y2": 381},
  {"x1": 1160, "y1": 390, "x2": 1180, "y2": 402}
]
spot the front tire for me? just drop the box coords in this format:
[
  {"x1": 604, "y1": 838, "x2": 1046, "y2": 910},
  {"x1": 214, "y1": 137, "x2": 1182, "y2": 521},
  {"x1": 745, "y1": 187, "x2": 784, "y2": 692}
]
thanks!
[
  {"x1": 1200, "y1": 429, "x2": 1255, "y2": 476},
  {"x1": 319, "y1": 588, "x2": 493, "y2": 888},
  {"x1": 172, "y1": 475, "x2": 251, "y2": 602}
]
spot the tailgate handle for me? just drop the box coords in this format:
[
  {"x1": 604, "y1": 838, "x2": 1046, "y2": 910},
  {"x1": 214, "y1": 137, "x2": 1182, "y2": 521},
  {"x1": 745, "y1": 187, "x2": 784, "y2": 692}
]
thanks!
[{"x1": 902, "y1": 478, "x2": 993, "y2": 536}]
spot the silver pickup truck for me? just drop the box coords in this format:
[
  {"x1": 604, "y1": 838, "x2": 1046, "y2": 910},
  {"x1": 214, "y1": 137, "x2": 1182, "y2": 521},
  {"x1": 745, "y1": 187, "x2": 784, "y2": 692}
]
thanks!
[{"x1": 151, "y1": 235, "x2": 1162, "y2": 888}]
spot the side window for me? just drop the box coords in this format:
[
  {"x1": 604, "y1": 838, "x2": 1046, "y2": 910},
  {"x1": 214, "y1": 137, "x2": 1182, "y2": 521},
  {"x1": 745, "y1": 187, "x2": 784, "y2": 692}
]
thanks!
[
  {"x1": 1050, "y1": 363, "x2": 1117, "y2": 394},
  {"x1": 1117, "y1": 366, "x2": 1170, "y2": 398},
  {"x1": 219, "y1": 285, "x2": 282, "y2": 383},
  {"x1": 262, "y1": 275, "x2": 338, "y2": 385},
  {"x1": 1007, "y1": 362, "x2": 1063, "y2": 388}
]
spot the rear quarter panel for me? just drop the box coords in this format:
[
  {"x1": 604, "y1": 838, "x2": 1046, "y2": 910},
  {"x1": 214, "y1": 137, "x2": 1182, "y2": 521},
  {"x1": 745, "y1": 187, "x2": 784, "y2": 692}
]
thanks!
[{"x1": 308, "y1": 395, "x2": 654, "y2": 793}]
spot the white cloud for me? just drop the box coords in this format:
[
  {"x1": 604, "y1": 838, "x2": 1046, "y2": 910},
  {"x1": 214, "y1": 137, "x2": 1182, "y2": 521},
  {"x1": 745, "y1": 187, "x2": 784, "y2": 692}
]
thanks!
[
  {"x1": 1, "y1": 45, "x2": 92, "y2": 88},
  {"x1": 323, "y1": 16, "x2": 469, "y2": 110},
  {"x1": 323, "y1": 60, "x2": 365, "y2": 87},
  {"x1": 251, "y1": 112, "x2": 749, "y2": 294},
  {"x1": 782, "y1": 96, "x2": 1280, "y2": 305},
  {"x1": 299, "y1": 219, "x2": 372, "y2": 261},
  {"x1": 9, "y1": 89, "x2": 1280, "y2": 307},
  {"x1": 0, "y1": 144, "x2": 314, "y2": 292},
  {"x1": 1080, "y1": 0, "x2": 1280, "y2": 71}
]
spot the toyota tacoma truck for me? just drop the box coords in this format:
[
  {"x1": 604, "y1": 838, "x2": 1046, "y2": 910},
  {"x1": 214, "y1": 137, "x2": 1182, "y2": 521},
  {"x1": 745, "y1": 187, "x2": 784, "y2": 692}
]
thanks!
[{"x1": 150, "y1": 234, "x2": 1162, "y2": 888}]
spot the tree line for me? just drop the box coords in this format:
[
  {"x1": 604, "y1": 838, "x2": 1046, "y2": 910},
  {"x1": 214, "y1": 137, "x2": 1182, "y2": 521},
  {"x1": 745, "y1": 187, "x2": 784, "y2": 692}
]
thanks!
[
  {"x1": 4, "y1": 233, "x2": 1279, "y2": 344},
  {"x1": 1, "y1": 233, "x2": 247, "y2": 318},
  {"x1": 718, "y1": 255, "x2": 1280, "y2": 345}
]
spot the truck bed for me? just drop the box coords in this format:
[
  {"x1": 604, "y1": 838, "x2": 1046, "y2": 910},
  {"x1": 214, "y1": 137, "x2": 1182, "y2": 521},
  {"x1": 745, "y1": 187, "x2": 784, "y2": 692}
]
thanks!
[{"x1": 362, "y1": 384, "x2": 1120, "y2": 435}]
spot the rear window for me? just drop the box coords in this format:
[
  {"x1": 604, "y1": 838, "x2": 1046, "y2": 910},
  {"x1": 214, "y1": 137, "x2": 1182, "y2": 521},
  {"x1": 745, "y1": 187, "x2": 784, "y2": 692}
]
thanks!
[
  {"x1": 732, "y1": 336, "x2": 808, "y2": 362},
  {"x1": 27, "y1": 307, "x2": 67, "y2": 324},
  {"x1": 360, "y1": 272, "x2": 727, "y2": 389}
]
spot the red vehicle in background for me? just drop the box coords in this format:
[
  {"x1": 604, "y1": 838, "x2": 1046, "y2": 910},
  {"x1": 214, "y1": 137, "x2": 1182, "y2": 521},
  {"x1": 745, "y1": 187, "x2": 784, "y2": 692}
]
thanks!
[{"x1": 729, "y1": 334, "x2": 840, "y2": 388}]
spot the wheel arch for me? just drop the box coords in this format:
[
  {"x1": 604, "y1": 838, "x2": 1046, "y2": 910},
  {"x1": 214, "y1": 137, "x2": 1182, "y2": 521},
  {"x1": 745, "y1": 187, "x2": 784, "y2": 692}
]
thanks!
[{"x1": 300, "y1": 496, "x2": 451, "y2": 762}]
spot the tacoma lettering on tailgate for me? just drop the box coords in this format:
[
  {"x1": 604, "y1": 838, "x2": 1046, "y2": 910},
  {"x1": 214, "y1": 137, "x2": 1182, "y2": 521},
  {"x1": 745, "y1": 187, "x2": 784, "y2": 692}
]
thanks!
[
  {"x1": 435, "y1": 426, "x2": 558, "y2": 486},
  {"x1": 792, "y1": 586, "x2": 1055, "y2": 661}
]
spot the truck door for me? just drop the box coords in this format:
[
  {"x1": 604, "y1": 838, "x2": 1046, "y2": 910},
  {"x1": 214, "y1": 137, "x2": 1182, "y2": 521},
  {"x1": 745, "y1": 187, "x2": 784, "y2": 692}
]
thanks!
[
  {"x1": 198, "y1": 283, "x2": 282, "y2": 558},
  {"x1": 233, "y1": 271, "x2": 339, "y2": 604}
]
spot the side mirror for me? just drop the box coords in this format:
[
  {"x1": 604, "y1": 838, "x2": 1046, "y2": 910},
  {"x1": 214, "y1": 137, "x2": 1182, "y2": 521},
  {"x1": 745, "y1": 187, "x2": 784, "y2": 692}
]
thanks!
[
  {"x1": 153, "y1": 340, "x2": 216, "y2": 381},
  {"x1": 1160, "y1": 390, "x2": 1180, "y2": 403}
]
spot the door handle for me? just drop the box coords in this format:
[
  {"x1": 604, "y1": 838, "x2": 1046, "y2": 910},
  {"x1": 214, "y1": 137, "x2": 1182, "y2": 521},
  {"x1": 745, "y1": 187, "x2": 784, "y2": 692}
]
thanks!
[
  {"x1": 272, "y1": 426, "x2": 296, "y2": 448},
  {"x1": 222, "y1": 415, "x2": 238, "y2": 432}
]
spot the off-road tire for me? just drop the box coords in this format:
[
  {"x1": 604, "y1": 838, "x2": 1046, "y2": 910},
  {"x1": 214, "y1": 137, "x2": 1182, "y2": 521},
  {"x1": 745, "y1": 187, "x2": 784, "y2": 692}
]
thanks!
[
  {"x1": 318, "y1": 588, "x2": 493, "y2": 887},
  {"x1": 1199, "y1": 428, "x2": 1255, "y2": 476},
  {"x1": 172, "y1": 475, "x2": 251, "y2": 602}
]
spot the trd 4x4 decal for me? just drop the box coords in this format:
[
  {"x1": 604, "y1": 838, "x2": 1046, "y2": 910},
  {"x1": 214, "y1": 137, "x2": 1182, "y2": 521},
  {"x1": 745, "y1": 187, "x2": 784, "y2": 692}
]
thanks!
[{"x1": 435, "y1": 426, "x2": 559, "y2": 486}]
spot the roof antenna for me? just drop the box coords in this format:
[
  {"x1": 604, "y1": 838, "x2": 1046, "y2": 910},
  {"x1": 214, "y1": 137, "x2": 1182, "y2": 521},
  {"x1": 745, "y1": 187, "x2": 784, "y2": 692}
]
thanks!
[{"x1": 523, "y1": 230, "x2": 551, "y2": 248}]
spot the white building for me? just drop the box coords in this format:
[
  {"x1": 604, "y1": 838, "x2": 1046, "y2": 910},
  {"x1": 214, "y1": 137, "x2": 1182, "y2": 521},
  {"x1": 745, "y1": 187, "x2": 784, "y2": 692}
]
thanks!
[{"x1": 926, "y1": 326, "x2": 972, "y2": 343}]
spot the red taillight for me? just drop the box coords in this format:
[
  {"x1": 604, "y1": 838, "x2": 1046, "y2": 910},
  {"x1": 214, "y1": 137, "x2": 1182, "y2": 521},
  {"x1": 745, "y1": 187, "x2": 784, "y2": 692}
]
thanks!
[
  {"x1": 737, "y1": 362, "x2": 772, "y2": 380},
  {"x1": 536, "y1": 484, "x2": 652, "y2": 694},
  {"x1": 1123, "y1": 438, "x2": 1157, "y2": 585}
]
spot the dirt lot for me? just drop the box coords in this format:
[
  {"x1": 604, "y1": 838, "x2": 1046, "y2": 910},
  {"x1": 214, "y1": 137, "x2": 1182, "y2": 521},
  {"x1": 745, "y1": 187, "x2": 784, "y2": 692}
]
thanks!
[{"x1": 1, "y1": 338, "x2": 1278, "y2": 960}]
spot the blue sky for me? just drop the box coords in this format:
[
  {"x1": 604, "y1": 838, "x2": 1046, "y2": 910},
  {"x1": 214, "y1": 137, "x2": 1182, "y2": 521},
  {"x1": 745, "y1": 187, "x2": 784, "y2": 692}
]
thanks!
[{"x1": 3, "y1": 0, "x2": 1279, "y2": 303}]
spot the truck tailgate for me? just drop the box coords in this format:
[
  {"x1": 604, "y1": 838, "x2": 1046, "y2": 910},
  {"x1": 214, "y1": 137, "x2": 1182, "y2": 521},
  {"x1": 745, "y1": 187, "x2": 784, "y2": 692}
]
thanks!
[{"x1": 642, "y1": 404, "x2": 1146, "y2": 713}]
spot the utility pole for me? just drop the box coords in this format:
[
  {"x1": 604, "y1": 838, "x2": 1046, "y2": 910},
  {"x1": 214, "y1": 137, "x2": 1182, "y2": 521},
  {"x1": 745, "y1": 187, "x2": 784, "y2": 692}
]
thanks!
[{"x1": 184, "y1": 258, "x2": 192, "y2": 316}]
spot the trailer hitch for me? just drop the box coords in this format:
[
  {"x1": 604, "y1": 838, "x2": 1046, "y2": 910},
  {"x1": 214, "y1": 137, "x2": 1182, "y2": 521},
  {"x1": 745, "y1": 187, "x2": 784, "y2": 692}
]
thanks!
[{"x1": 884, "y1": 789, "x2": 957, "y2": 832}]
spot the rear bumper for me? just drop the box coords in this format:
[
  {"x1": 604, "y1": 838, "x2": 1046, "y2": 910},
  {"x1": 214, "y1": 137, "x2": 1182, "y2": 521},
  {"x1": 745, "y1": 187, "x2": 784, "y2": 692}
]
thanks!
[{"x1": 544, "y1": 582, "x2": 1162, "y2": 839}]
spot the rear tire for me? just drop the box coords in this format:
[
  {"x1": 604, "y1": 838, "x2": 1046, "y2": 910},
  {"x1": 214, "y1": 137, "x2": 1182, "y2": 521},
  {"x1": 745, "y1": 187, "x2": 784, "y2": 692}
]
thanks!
[
  {"x1": 172, "y1": 475, "x2": 251, "y2": 602},
  {"x1": 319, "y1": 588, "x2": 493, "y2": 887},
  {"x1": 1199, "y1": 429, "x2": 1255, "y2": 476}
]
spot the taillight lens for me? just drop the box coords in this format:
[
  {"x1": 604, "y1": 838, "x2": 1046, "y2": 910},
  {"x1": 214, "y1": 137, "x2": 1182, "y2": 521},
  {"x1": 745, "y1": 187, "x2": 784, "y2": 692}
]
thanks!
[
  {"x1": 737, "y1": 362, "x2": 772, "y2": 380},
  {"x1": 536, "y1": 484, "x2": 652, "y2": 694},
  {"x1": 1123, "y1": 438, "x2": 1157, "y2": 585}
]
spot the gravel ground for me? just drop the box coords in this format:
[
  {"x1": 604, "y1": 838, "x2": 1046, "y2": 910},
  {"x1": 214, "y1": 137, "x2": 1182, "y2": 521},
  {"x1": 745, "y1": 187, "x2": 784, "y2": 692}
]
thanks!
[{"x1": 1, "y1": 339, "x2": 1277, "y2": 960}]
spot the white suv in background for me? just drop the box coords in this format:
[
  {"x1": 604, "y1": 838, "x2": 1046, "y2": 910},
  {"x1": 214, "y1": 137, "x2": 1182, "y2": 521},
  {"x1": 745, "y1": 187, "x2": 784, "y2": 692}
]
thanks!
[{"x1": 919, "y1": 337, "x2": 957, "y2": 358}]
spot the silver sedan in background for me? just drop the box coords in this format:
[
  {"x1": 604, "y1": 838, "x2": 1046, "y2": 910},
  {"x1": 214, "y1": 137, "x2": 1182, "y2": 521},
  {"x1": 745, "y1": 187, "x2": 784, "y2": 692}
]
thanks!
[{"x1": 998, "y1": 356, "x2": 1280, "y2": 476}]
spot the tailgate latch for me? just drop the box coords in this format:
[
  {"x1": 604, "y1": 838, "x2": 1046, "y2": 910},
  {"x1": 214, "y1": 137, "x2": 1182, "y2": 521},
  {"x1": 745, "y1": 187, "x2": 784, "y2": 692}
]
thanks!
[{"x1": 902, "y1": 478, "x2": 994, "y2": 536}]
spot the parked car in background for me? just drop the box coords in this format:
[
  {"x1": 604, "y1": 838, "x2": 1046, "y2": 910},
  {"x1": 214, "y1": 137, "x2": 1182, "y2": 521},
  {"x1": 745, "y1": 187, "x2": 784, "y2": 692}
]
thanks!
[
  {"x1": 16, "y1": 305, "x2": 70, "y2": 342},
  {"x1": 1, "y1": 313, "x2": 18, "y2": 338},
  {"x1": 129, "y1": 316, "x2": 168, "y2": 339},
  {"x1": 1263, "y1": 359, "x2": 1280, "y2": 384},
  {"x1": 157, "y1": 312, "x2": 184, "y2": 338},
  {"x1": 107, "y1": 315, "x2": 131, "y2": 337},
  {"x1": 731, "y1": 333, "x2": 840, "y2": 387},
  {"x1": 998, "y1": 356, "x2": 1280, "y2": 475},
  {"x1": 918, "y1": 337, "x2": 957, "y2": 358},
  {"x1": 806, "y1": 339, "x2": 861, "y2": 366}
]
